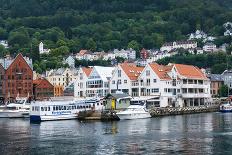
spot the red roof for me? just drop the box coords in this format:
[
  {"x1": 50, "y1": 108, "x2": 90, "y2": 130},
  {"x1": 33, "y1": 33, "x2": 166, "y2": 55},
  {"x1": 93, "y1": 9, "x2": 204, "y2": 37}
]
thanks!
[
  {"x1": 174, "y1": 64, "x2": 207, "y2": 79},
  {"x1": 120, "y1": 63, "x2": 144, "y2": 80},
  {"x1": 82, "y1": 67, "x2": 93, "y2": 77},
  {"x1": 149, "y1": 63, "x2": 172, "y2": 80}
]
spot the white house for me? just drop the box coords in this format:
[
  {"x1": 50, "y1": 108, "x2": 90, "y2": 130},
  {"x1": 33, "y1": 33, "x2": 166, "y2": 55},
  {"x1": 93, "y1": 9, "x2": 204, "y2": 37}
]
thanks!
[
  {"x1": 39, "y1": 42, "x2": 50, "y2": 54},
  {"x1": 113, "y1": 48, "x2": 136, "y2": 59},
  {"x1": 86, "y1": 66, "x2": 115, "y2": 97},
  {"x1": 64, "y1": 55, "x2": 75, "y2": 68},
  {"x1": 103, "y1": 52, "x2": 116, "y2": 60},
  {"x1": 160, "y1": 41, "x2": 197, "y2": 52},
  {"x1": 189, "y1": 30, "x2": 207, "y2": 40},
  {"x1": 137, "y1": 63, "x2": 211, "y2": 108},
  {"x1": 74, "y1": 67, "x2": 93, "y2": 98},
  {"x1": 110, "y1": 63, "x2": 144, "y2": 96},
  {"x1": 0, "y1": 40, "x2": 8, "y2": 48},
  {"x1": 203, "y1": 42, "x2": 217, "y2": 52}
]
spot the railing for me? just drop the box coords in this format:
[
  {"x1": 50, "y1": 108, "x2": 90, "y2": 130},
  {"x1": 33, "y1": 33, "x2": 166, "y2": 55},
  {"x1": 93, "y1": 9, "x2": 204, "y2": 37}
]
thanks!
[{"x1": 131, "y1": 92, "x2": 139, "y2": 97}]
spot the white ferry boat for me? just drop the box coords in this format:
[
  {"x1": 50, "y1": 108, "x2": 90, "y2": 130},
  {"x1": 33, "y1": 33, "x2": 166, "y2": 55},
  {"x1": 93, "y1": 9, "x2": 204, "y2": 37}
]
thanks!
[
  {"x1": 30, "y1": 98, "x2": 104, "y2": 122},
  {"x1": 116, "y1": 103, "x2": 151, "y2": 120},
  {"x1": 0, "y1": 97, "x2": 30, "y2": 118},
  {"x1": 219, "y1": 101, "x2": 232, "y2": 113}
]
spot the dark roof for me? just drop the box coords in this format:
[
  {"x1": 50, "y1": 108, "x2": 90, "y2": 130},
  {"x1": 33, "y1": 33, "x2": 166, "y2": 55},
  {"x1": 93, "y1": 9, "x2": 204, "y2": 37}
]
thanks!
[
  {"x1": 106, "y1": 93, "x2": 131, "y2": 99},
  {"x1": 208, "y1": 74, "x2": 224, "y2": 81}
]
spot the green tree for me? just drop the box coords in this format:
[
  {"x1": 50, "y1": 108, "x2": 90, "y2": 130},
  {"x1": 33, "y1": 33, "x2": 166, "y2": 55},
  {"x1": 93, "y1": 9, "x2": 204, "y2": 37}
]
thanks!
[
  {"x1": 219, "y1": 85, "x2": 229, "y2": 97},
  {"x1": 86, "y1": 38, "x2": 96, "y2": 51}
]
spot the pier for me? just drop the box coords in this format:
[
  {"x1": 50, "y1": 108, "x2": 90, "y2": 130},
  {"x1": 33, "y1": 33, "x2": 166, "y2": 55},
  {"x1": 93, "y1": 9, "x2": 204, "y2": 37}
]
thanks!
[{"x1": 149, "y1": 105, "x2": 219, "y2": 117}]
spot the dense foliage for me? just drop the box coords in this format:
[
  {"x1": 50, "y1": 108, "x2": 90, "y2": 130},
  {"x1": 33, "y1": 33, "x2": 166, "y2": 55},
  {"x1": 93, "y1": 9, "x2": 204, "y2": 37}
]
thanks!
[
  {"x1": 1, "y1": 0, "x2": 232, "y2": 72},
  {"x1": 157, "y1": 52, "x2": 231, "y2": 74}
]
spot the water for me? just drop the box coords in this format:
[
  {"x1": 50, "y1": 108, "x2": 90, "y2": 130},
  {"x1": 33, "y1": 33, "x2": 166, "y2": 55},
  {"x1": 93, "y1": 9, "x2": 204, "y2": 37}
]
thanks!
[{"x1": 0, "y1": 112, "x2": 232, "y2": 155}]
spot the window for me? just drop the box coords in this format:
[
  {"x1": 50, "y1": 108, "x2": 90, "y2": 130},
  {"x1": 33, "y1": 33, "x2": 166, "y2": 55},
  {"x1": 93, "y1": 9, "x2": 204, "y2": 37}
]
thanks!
[
  {"x1": 153, "y1": 79, "x2": 157, "y2": 83},
  {"x1": 152, "y1": 88, "x2": 159, "y2": 93},
  {"x1": 146, "y1": 70, "x2": 150, "y2": 76},
  {"x1": 124, "y1": 80, "x2": 127, "y2": 84},
  {"x1": 112, "y1": 80, "x2": 115, "y2": 84},
  {"x1": 118, "y1": 80, "x2": 121, "y2": 84},
  {"x1": 118, "y1": 70, "x2": 121, "y2": 77}
]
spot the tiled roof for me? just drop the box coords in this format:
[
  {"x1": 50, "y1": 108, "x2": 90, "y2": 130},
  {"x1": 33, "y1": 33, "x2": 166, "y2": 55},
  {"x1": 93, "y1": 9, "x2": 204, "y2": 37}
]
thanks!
[
  {"x1": 33, "y1": 79, "x2": 43, "y2": 85},
  {"x1": 149, "y1": 63, "x2": 172, "y2": 80},
  {"x1": 79, "y1": 50, "x2": 89, "y2": 56},
  {"x1": 120, "y1": 63, "x2": 144, "y2": 80},
  {"x1": 174, "y1": 64, "x2": 208, "y2": 79},
  {"x1": 82, "y1": 67, "x2": 93, "y2": 77}
]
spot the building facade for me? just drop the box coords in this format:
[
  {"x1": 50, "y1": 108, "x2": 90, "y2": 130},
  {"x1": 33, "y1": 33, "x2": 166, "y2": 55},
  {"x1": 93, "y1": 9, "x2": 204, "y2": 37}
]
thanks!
[
  {"x1": 1, "y1": 54, "x2": 33, "y2": 101},
  {"x1": 0, "y1": 64, "x2": 5, "y2": 103},
  {"x1": 33, "y1": 78, "x2": 54, "y2": 100},
  {"x1": 74, "y1": 67, "x2": 93, "y2": 98},
  {"x1": 46, "y1": 68, "x2": 78, "y2": 96},
  {"x1": 160, "y1": 41, "x2": 197, "y2": 52},
  {"x1": 208, "y1": 74, "x2": 224, "y2": 97}
]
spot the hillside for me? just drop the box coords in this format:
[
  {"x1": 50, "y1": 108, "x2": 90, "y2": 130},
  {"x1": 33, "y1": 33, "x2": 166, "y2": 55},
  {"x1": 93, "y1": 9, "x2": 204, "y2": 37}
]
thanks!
[{"x1": 0, "y1": 0, "x2": 232, "y2": 72}]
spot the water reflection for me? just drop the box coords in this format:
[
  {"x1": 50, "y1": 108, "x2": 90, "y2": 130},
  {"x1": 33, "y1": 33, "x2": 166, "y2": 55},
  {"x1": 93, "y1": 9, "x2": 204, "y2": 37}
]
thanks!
[{"x1": 1, "y1": 113, "x2": 232, "y2": 154}]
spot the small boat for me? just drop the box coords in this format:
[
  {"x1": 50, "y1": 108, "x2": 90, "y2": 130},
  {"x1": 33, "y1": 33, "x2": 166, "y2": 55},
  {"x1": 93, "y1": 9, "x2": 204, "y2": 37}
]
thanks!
[
  {"x1": 219, "y1": 101, "x2": 232, "y2": 113},
  {"x1": 116, "y1": 103, "x2": 151, "y2": 120},
  {"x1": 0, "y1": 97, "x2": 30, "y2": 118},
  {"x1": 30, "y1": 98, "x2": 104, "y2": 122}
]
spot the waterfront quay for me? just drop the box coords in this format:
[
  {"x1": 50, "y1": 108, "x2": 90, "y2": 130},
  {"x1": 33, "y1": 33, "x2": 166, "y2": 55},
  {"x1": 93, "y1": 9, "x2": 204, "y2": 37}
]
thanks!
[{"x1": 0, "y1": 112, "x2": 232, "y2": 155}]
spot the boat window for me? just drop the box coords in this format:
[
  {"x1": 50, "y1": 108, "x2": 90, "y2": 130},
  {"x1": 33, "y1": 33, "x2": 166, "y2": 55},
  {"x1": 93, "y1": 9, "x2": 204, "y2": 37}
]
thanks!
[
  {"x1": 48, "y1": 107, "x2": 50, "y2": 111},
  {"x1": 59, "y1": 106, "x2": 62, "y2": 110},
  {"x1": 41, "y1": 107, "x2": 44, "y2": 111},
  {"x1": 32, "y1": 106, "x2": 34, "y2": 111},
  {"x1": 80, "y1": 106, "x2": 83, "y2": 109},
  {"x1": 45, "y1": 107, "x2": 47, "y2": 111},
  {"x1": 53, "y1": 106, "x2": 55, "y2": 111},
  {"x1": 56, "y1": 106, "x2": 58, "y2": 111},
  {"x1": 64, "y1": 106, "x2": 66, "y2": 110},
  {"x1": 97, "y1": 103, "x2": 99, "y2": 106}
]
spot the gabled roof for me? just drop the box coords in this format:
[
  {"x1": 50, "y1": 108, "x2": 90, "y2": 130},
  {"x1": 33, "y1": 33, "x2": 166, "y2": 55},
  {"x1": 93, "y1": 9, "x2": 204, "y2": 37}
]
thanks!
[
  {"x1": 92, "y1": 66, "x2": 115, "y2": 81},
  {"x1": 149, "y1": 63, "x2": 172, "y2": 80},
  {"x1": 82, "y1": 67, "x2": 93, "y2": 77},
  {"x1": 120, "y1": 63, "x2": 144, "y2": 80},
  {"x1": 33, "y1": 78, "x2": 53, "y2": 87},
  {"x1": 174, "y1": 64, "x2": 208, "y2": 79}
]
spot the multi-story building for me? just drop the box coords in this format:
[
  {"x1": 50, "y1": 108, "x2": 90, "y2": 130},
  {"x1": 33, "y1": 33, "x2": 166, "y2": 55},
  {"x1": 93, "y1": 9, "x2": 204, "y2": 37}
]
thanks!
[
  {"x1": 221, "y1": 70, "x2": 232, "y2": 92},
  {"x1": 64, "y1": 55, "x2": 75, "y2": 68},
  {"x1": 74, "y1": 67, "x2": 93, "y2": 98},
  {"x1": 110, "y1": 63, "x2": 144, "y2": 96},
  {"x1": 46, "y1": 68, "x2": 78, "y2": 96},
  {"x1": 139, "y1": 63, "x2": 211, "y2": 107},
  {"x1": 140, "y1": 48, "x2": 149, "y2": 59},
  {"x1": 86, "y1": 66, "x2": 115, "y2": 97},
  {"x1": 0, "y1": 64, "x2": 5, "y2": 103},
  {"x1": 203, "y1": 42, "x2": 217, "y2": 52},
  {"x1": 33, "y1": 78, "x2": 54, "y2": 100},
  {"x1": 0, "y1": 53, "x2": 33, "y2": 101},
  {"x1": 208, "y1": 74, "x2": 224, "y2": 97},
  {"x1": 160, "y1": 41, "x2": 197, "y2": 52}
]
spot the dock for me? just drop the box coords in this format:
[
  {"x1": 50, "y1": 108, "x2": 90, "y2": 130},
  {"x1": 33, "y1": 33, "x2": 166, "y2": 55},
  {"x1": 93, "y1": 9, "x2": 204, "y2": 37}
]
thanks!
[{"x1": 149, "y1": 105, "x2": 219, "y2": 117}]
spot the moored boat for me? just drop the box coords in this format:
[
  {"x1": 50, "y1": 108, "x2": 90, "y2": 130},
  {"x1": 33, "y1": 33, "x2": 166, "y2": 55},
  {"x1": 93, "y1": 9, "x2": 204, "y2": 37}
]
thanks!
[
  {"x1": 0, "y1": 97, "x2": 30, "y2": 118},
  {"x1": 116, "y1": 103, "x2": 151, "y2": 120},
  {"x1": 30, "y1": 98, "x2": 104, "y2": 122},
  {"x1": 219, "y1": 101, "x2": 232, "y2": 113}
]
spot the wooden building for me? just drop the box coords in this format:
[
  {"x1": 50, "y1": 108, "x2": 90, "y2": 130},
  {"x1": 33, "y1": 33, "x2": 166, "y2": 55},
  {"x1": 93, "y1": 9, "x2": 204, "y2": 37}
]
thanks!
[{"x1": 33, "y1": 78, "x2": 54, "y2": 100}]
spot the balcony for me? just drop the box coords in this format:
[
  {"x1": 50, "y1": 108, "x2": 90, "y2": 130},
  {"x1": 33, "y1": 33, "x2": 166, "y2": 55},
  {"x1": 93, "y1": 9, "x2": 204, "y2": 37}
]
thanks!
[
  {"x1": 131, "y1": 92, "x2": 139, "y2": 97},
  {"x1": 131, "y1": 81, "x2": 139, "y2": 87},
  {"x1": 182, "y1": 93, "x2": 211, "y2": 98}
]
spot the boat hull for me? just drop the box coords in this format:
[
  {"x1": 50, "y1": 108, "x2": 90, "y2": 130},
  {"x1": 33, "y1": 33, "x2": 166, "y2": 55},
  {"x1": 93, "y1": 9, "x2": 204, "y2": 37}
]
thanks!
[
  {"x1": 219, "y1": 109, "x2": 232, "y2": 113},
  {"x1": 30, "y1": 114, "x2": 78, "y2": 122},
  {"x1": 0, "y1": 111, "x2": 29, "y2": 118},
  {"x1": 117, "y1": 113, "x2": 151, "y2": 120}
]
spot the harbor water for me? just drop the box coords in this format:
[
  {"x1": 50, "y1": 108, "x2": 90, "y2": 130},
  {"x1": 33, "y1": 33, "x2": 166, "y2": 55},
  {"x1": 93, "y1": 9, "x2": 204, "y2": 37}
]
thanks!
[{"x1": 0, "y1": 112, "x2": 232, "y2": 154}]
